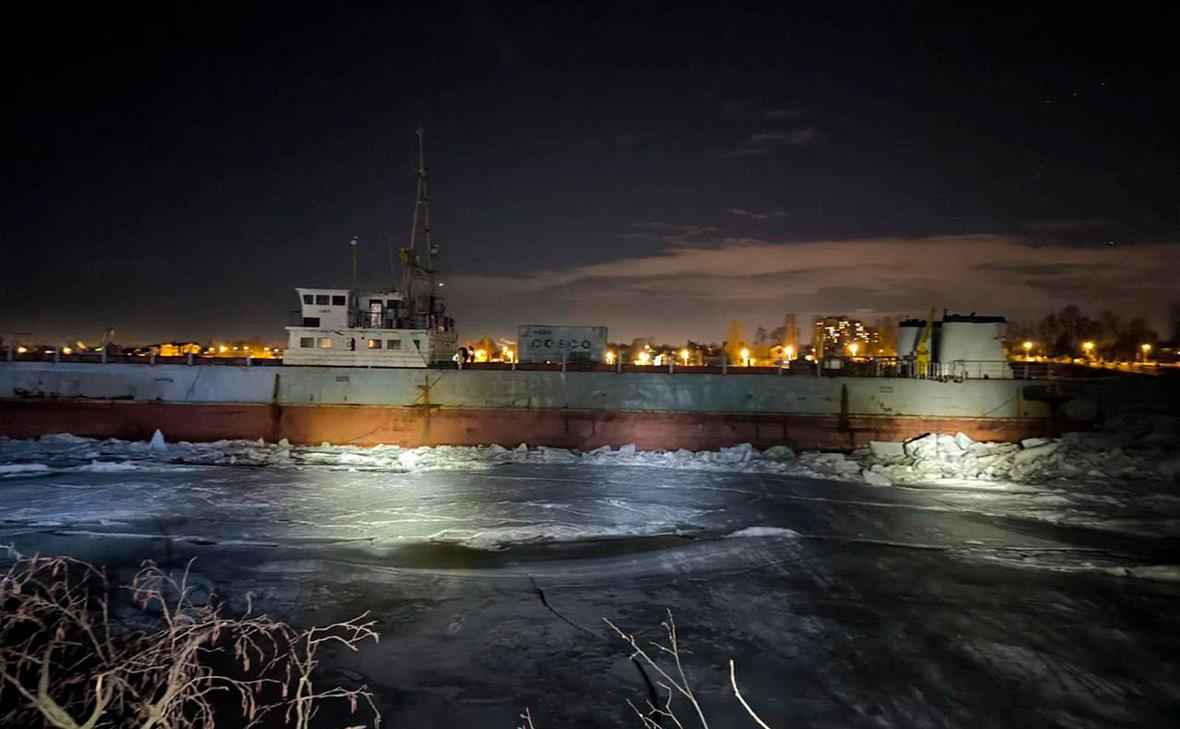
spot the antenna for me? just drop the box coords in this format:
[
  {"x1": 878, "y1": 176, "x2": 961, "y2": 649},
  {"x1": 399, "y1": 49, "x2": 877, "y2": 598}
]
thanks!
[
  {"x1": 400, "y1": 125, "x2": 438, "y2": 319},
  {"x1": 350, "y1": 236, "x2": 358, "y2": 288},
  {"x1": 407, "y1": 124, "x2": 433, "y2": 269}
]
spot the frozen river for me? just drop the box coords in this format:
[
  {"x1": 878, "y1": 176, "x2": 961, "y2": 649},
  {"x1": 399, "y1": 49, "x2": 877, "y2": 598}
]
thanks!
[{"x1": 2, "y1": 436, "x2": 1179, "y2": 727}]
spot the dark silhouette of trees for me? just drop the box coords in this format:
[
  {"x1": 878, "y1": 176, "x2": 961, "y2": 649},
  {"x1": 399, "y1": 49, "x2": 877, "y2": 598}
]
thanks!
[{"x1": 1026, "y1": 304, "x2": 1158, "y2": 359}]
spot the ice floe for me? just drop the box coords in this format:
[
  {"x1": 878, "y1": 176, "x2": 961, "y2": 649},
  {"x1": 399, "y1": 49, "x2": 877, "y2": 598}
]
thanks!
[
  {"x1": 0, "y1": 425, "x2": 1176, "y2": 490},
  {"x1": 848, "y1": 430, "x2": 1176, "y2": 486},
  {"x1": 726, "y1": 526, "x2": 802, "y2": 539},
  {"x1": 1101, "y1": 564, "x2": 1180, "y2": 583},
  {"x1": 0, "y1": 462, "x2": 51, "y2": 476}
]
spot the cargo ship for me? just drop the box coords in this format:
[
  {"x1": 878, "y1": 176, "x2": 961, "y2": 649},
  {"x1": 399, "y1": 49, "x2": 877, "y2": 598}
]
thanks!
[{"x1": 0, "y1": 132, "x2": 1113, "y2": 452}]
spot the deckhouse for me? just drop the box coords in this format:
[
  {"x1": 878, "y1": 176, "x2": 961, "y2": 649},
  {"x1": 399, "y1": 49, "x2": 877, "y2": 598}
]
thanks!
[
  {"x1": 282, "y1": 287, "x2": 456, "y2": 367},
  {"x1": 281, "y1": 128, "x2": 458, "y2": 368}
]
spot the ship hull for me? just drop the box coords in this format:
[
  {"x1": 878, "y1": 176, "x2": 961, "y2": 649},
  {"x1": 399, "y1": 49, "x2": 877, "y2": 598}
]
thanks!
[
  {"x1": 0, "y1": 398, "x2": 1062, "y2": 451},
  {"x1": 0, "y1": 361, "x2": 1087, "y2": 451}
]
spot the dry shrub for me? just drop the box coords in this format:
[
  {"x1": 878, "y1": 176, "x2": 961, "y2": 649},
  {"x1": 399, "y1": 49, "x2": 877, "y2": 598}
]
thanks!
[{"x1": 0, "y1": 551, "x2": 379, "y2": 729}]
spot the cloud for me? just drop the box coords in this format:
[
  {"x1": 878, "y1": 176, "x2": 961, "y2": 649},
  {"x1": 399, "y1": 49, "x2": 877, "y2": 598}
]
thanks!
[
  {"x1": 616, "y1": 222, "x2": 718, "y2": 245},
  {"x1": 719, "y1": 146, "x2": 772, "y2": 158},
  {"x1": 764, "y1": 108, "x2": 805, "y2": 119},
  {"x1": 446, "y1": 235, "x2": 1180, "y2": 341},
  {"x1": 1020, "y1": 218, "x2": 1114, "y2": 232},
  {"x1": 725, "y1": 208, "x2": 789, "y2": 221},
  {"x1": 748, "y1": 129, "x2": 819, "y2": 146},
  {"x1": 721, "y1": 128, "x2": 820, "y2": 157},
  {"x1": 974, "y1": 261, "x2": 1108, "y2": 276}
]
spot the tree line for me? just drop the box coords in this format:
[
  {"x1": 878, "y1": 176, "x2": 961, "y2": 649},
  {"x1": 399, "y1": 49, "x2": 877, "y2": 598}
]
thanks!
[{"x1": 1008, "y1": 304, "x2": 1180, "y2": 359}]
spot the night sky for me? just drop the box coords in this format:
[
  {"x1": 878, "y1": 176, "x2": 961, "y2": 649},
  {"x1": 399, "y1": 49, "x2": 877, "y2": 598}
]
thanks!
[{"x1": 4, "y1": 2, "x2": 1178, "y2": 345}]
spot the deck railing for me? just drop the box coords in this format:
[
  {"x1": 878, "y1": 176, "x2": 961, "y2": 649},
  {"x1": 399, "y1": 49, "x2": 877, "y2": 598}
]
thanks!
[
  {"x1": 2, "y1": 349, "x2": 281, "y2": 367},
  {"x1": 1, "y1": 347, "x2": 1061, "y2": 379},
  {"x1": 448, "y1": 358, "x2": 1062, "y2": 380}
]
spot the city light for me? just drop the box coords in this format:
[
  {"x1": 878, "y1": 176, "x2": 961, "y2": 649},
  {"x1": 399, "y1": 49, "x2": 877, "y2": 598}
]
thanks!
[
  {"x1": 605, "y1": 350, "x2": 616, "y2": 365},
  {"x1": 635, "y1": 350, "x2": 652, "y2": 365},
  {"x1": 62, "y1": 347, "x2": 72, "y2": 355},
  {"x1": 784, "y1": 345, "x2": 794, "y2": 360},
  {"x1": 1082, "y1": 341, "x2": 1095, "y2": 356},
  {"x1": 680, "y1": 348, "x2": 690, "y2": 365},
  {"x1": 813, "y1": 316, "x2": 875, "y2": 358},
  {"x1": 848, "y1": 342, "x2": 859, "y2": 358},
  {"x1": 16, "y1": 346, "x2": 27, "y2": 354},
  {"x1": 1141, "y1": 343, "x2": 1152, "y2": 353},
  {"x1": 740, "y1": 347, "x2": 750, "y2": 366}
]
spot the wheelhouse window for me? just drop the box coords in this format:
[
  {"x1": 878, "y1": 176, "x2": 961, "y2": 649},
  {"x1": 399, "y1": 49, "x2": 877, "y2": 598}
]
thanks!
[
  {"x1": 299, "y1": 337, "x2": 314, "y2": 348},
  {"x1": 302, "y1": 294, "x2": 313, "y2": 305},
  {"x1": 302, "y1": 317, "x2": 320, "y2": 327},
  {"x1": 387, "y1": 339, "x2": 402, "y2": 350},
  {"x1": 332, "y1": 295, "x2": 346, "y2": 305},
  {"x1": 315, "y1": 294, "x2": 329, "y2": 305},
  {"x1": 367, "y1": 339, "x2": 382, "y2": 349},
  {"x1": 318, "y1": 338, "x2": 332, "y2": 348}
]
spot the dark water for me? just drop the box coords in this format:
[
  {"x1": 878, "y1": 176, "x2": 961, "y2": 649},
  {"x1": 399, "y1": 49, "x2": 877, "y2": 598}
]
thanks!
[{"x1": 2, "y1": 459, "x2": 1179, "y2": 727}]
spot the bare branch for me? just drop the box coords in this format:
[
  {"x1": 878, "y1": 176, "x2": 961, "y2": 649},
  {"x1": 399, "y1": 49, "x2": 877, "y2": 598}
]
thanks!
[
  {"x1": 0, "y1": 553, "x2": 381, "y2": 729},
  {"x1": 604, "y1": 615, "x2": 709, "y2": 728},
  {"x1": 729, "y1": 660, "x2": 772, "y2": 729},
  {"x1": 517, "y1": 706, "x2": 537, "y2": 729}
]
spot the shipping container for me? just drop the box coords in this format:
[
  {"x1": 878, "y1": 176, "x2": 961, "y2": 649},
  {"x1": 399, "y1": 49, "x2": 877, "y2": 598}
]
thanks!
[{"x1": 517, "y1": 325, "x2": 608, "y2": 363}]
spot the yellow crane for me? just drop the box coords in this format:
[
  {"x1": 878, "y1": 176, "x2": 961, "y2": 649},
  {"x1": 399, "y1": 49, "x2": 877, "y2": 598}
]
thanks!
[{"x1": 914, "y1": 309, "x2": 935, "y2": 377}]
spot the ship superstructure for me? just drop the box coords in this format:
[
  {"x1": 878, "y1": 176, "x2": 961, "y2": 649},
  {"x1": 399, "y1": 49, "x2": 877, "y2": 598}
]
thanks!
[{"x1": 282, "y1": 128, "x2": 458, "y2": 367}]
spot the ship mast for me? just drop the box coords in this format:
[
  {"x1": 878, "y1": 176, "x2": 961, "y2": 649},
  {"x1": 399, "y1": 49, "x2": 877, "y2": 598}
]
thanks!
[
  {"x1": 407, "y1": 125, "x2": 433, "y2": 272},
  {"x1": 397, "y1": 126, "x2": 440, "y2": 328}
]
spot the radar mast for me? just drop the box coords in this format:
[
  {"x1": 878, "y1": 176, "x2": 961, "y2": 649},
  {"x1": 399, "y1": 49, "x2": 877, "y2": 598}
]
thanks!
[{"x1": 397, "y1": 126, "x2": 443, "y2": 329}]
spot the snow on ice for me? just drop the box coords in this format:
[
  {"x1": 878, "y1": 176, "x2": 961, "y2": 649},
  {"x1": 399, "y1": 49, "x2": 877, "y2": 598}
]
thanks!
[
  {"x1": 0, "y1": 423, "x2": 1176, "y2": 487},
  {"x1": 1, "y1": 420, "x2": 1177, "y2": 544}
]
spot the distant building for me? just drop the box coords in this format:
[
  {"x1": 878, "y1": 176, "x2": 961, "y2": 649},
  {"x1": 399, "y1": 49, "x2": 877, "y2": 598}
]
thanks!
[
  {"x1": 152, "y1": 342, "x2": 203, "y2": 357},
  {"x1": 812, "y1": 316, "x2": 873, "y2": 356}
]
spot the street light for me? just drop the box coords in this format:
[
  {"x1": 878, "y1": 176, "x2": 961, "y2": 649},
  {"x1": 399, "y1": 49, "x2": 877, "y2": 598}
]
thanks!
[
  {"x1": 848, "y1": 342, "x2": 859, "y2": 358},
  {"x1": 680, "y1": 348, "x2": 690, "y2": 366},
  {"x1": 740, "y1": 347, "x2": 750, "y2": 366},
  {"x1": 1141, "y1": 343, "x2": 1152, "y2": 363},
  {"x1": 784, "y1": 345, "x2": 794, "y2": 360},
  {"x1": 1082, "y1": 341, "x2": 1095, "y2": 358},
  {"x1": 605, "y1": 350, "x2": 615, "y2": 365},
  {"x1": 1022, "y1": 340, "x2": 1033, "y2": 360}
]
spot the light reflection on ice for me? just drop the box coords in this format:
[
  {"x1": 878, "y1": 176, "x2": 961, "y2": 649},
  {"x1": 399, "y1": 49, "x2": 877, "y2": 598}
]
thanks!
[{"x1": 1, "y1": 427, "x2": 1177, "y2": 542}]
